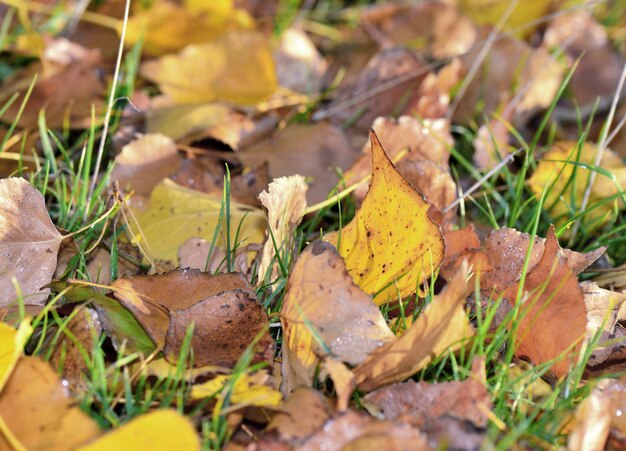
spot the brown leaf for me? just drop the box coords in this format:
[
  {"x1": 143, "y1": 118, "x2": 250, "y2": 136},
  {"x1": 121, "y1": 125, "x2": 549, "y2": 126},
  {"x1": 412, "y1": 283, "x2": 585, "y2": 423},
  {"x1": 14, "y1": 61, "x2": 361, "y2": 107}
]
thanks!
[
  {"x1": 441, "y1": 224, "x2": 491, "y2": 281},
  {"x1": 0, "y1": 357, "x2": 101, "y2": 450},
  {"x1": 568, "y1": 383, "x2": 612, "y2": 451},
  {"x1": 0, "y1": 178, "x2": 64, "y2": 307},
  {"x1": 112, "y1": 270, "x2": 273, "y2": 367},
  {"x1": 280, "y1": 240, "x2": 395, "y2": 395},
  {"x1": 267, "y1": 388, "x2": 331, "y2": 442},
  {"x1": 353, "y1": 263, "x2": 474, "y2": 391},
  {"x1": 473, "y1": 111, "x2": 514, "y2": 171},
  {"x1": 500, "y1": 227, "x2": 587, "y2": 378},
  {"x1": 238, "y1": 122, "x2": 360, "y2": 203},
  {"x1": 323, "y1": 358, "x2": 356, "y2": 413},
  {"x1": 274, "y1": 28, "x2": 327, "y2": 94}
]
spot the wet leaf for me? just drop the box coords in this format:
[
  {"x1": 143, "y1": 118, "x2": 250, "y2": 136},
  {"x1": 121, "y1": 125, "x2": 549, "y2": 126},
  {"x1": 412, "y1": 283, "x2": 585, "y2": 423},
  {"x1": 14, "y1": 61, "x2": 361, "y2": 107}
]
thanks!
[
  {"x1": 353, "y1": 263, "x2": 474, "y2": 391},
  {"x1": 0, "y1": 178, "x2": 64, "y2": 307},
  {"x1": 280, "y1": 240, "x2": 394, "y2": 394},
  {"x1": 325, "y1": 131, "x2": 445, "y2": 305},
  {"x1": 0, "y1": 320, "x2": 31, "y2": 391},
  {"x1": 126, "y1": 178, "x2": 266, "y2": 267},
  {"x1": 112, "y1": 270, "x2": 273, "y2": 367},
  {"x1": 140, "y1": 30, "x2": 277, "y2": 105},
  {"x1": 0, "y1": 357, "x2": 101, "y2": 450},
  {"x1": 76, "y1": 409, "x2": 199, "y2": 450}
]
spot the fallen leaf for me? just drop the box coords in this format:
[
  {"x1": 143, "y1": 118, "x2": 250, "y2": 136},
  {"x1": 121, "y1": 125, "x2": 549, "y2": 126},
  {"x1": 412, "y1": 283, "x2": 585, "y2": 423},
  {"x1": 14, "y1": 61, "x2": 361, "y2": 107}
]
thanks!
[
  {"x1": 126, "y1": 178, "x2": 266, "y2": 268},
  {"x1": 323, "y1": 358, "x2": 355, "y2": 413},
  {"x1": 568, "y1": 384, "x2": 611, "y2": 451},
  {"x1": 441, "y1": 224, "x2": 491, "y2": 281},
  {"x1": 191, "y1": 371, "x2": 282, "y2": 409},
  {"x1": 353, "y1": 262, "x2": 474, "y2": 391},
  {"x1": 500, "y1": 227, "x2": 588, "y2": 378},
  {"x1": 112, "y1": 270, "x2": 273, "y2": 367},
  {"x1": 325, "y1": 131, "x2": 445, "y2": 304},
  {"x1": 274, "y1": 28, "x2": 327, "y2": 94},
  {"x1": 298, "y1": 410, "x2": 429, "y2": 451},
  {"x1": 76, "y1": 409, "x2": 199, "y2": 450},
  {"x1": 280, "y1": 240, "x2": 395, "y2": 394},
  {"x1": 140, "y1": 30, "x2": 277, "y2": 105},
  {"x1": 528, "y1": 142, "x2": 626, "y2": 232},
  {"x1": 0, "y1": 178, "x2": 64, "y2": 307},
  {"x1": 257, "y1": 175, "x2": 308, "y2": 283},
  {"x1": 267, "y1": 388, "x2": 330, "y2": 441},
  {"x1": 111, "y1": 133, "x2": 183, "y2": 197},
  {"x1": 124, "y1": 0, "x2": 252, "y2": 56},
  {"x1": 473, "y1": 111, "x2": 515, "y2": 171},
  {"x1": 237, "y1": 122, "x2": 359, "y2": 203},
  {"x1": 457, "y1": 0, "x2": 550, "y2": 38},
  {"x1": 0, "y1": 357, "x2": 101, "y2": 450},
  {"x1": 0, "y1": 320, "x2": 32, "y2": 391}
]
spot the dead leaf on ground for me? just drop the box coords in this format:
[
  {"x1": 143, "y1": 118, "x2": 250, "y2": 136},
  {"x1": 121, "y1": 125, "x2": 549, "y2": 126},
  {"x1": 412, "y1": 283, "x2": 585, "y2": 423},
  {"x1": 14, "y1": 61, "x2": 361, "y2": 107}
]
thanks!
[
  {"x1": 257, "y1": 175, "x2": 308, "y2": 284},
  {"x1": 140, "y1": 30, "x2": 277, "y2": 106},
  {"x1": 0, "y1": 320, "x2": 32, "y2": 391},
  {"x1": 457, "y1": 0, "x2": 550, "y2": 38},
  {"x1": 500, "y1": 227, "x2": 588, "y2": 378},
  {"x1": 190, "y1": 371, "x2": 281, "y2": 409},
  {"x1": 325, "y1": 130, "x2": 445, "y2": 304},
  {"x1": 473, "y1": 109, "x2": 515, "y2": 171},
  {"x1": 0, "y1": 356, "x2": 102, "y2": 450},
  {"x1": 76, "y1": 409, "x2": 199, "y2": 450},
  {"x1": 177, "y1": 237, "x2": 257, "y2": 275},
  {"x1": 126, "y1": 178, "x2": 266, "y2": 268},
  {"x1": 267, "y1": 388, "x2": 331, "y2": 442},
  {"x1": 280, "y1": 240, "x2": 395, "y2": 395},
  {"x1": 441, "y1": 224, "x2": 491, "y2": 281},
  {"x1": 111, "y1": 133, "x2": 183, "y2": 198},
  {"x1": 238, "y1": 122, "x2": 360, "y2": 203},
  {"x1": 0, "y1": 178, "x2": 64, "y2": 307},
  {"x1": 112, "y1": 270, "x2": 274, "y2": 367},
  {"x1": 353, "y1": 262, "x2": 474, "y2": 391},
  {"x1": 568, "y1": 383, "x2": 612, "y2": 451},
  {"x1": 323, "y1": 358, "x2": 355, "y2": 413},
  {"x1": 274, "y1": 28, "x2": 327, "y2": 94}
]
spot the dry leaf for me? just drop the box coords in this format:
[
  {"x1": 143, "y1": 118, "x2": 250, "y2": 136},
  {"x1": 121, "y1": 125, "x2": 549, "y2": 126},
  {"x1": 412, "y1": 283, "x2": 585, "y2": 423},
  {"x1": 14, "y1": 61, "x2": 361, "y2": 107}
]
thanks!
[
  {"x1": 457, "y1": 0, "x2": 550, "y2": 38},
  {"x1": 258, "y1": 176, "x2": 308, "y2": 283},
  {"x1": 280, "y1": 240, "x2": 395, "y2": 394},
  {"x1": 126, "y1": 178, "x2": 266, "y2": 268},
  {"x1": 568, "y1": 384, "x2": 611, "y2": 451},
  {"x1": 274, "y1": 28, "x2": 327, "y2": 94},
  {"x1": 112, "y1": 270, "x2": 273, "y2": 367},
  {"x1": 323, "y1": 358, "x2": 355, "y2": 413},
  {"x1": 267, "y1": 388, "x2": 330, "y2": 442},
  {"x1": 528, "y1": 142, "x2": 626, "y2": 232},
  {"x1": 500, "y1": 227, "x2": 587, "y2": 378},
  {"x1": 76, "y1": 409, "x2": 199, "y2": 450},
  {"x1": 0, "y1": 357, "x2": 101, "y2": 450},
  {"x1": 325, "y1": 131, "x2": 445, "y2": 305},
  {"x1": 473, "y1": 112, "x2": 514, "y2": 171},
  {"x1": 0, "y1": 320, "x2": 32, "y2": 391},
  {"x1": 140, "y1": 30, "x2": 277, "y2": 105},
  {"x1": 353, "y1": 263, "x2": 474, "y2": 391},
  {"x1": 191, "y1": 371, "x2": 282, "y2": 408},
  {"x1": 111, "y1": 134, "x2": 183, "y2": 197},
  {"x1": 0, "y1": 178, "x2": 64, "y2": 307},
  {"x1": 238, "y1": 122, "x2": 359, "y2": 203},
  {"x1": 441, "y1": 224, "x2": 491, "y2": 281}
]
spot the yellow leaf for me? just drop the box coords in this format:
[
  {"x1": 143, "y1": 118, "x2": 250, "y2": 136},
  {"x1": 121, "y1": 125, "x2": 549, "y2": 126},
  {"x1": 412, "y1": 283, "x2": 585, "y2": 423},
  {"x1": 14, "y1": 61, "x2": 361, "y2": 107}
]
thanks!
[
  {"x1": 0, "y1": 320, "x2": 32, "y2": 391},
  {"x1": 325, "y1": 131, "x2": 445, "y2": 305},
  {"x1": 191, "y1": 373, "x2": 282, "y2": 408},
  {"x1": 126, "y1": 179, "x2": 266, "y2": 267},
  {"x1": 528, "y1": 142, "x2": 626, "y2": 233},
  {"x1": 456, "y1": 0, "x2": 551, "y2": 38},
  {"x1": 124, "y1": 1, "x2": 253, "y2": 56},
  {"x1": 140, "y1": 30, "x2": 277, "y2": 105},
  {"x1": 76, "y1": 410, "x2": 199, "y2": 451},
  {"x1": 353, "y1": 263, "x2": 474, "y2": 391}
]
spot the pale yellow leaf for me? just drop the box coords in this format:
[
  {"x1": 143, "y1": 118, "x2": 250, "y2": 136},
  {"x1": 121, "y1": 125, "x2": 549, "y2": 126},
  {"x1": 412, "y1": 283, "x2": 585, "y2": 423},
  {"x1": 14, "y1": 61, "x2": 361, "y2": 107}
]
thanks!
[
  {"x1": 190, "y1": 372, "x2": 282, "y2": 408},
  {"x1": 0, "y1": 320, "x2": 32, "y2": 392},
  {"x1": 325, "y1": 130, "x2": 445, "y2": 305}
]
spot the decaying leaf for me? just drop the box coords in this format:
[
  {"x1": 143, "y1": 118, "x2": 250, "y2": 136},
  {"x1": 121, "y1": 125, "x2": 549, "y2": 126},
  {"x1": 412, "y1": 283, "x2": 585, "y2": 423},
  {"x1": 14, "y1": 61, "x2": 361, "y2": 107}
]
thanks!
[
  {"x1": 323, "y1": 358, "x2": 356, "y2": 413},
  {"x1": 267, "y1": 388, "x2": 330, "y2": 442},
  {"x1": 528, "y1": 142, "x2": 626, "y2": 232},
  {"x1": 0, "y1": 357, "x2": 102, "y2": 450},
  {"x1": 140, "y1": 30, "x2": 277, "y2": 105},
  {"x1": 126, "y1": 178, "x2": 266, "y2": 267},
  {"x1": 325, "y1": 131, "x2": 445, "y2": 304},
  {"x1": 353, "y1": 263, "x2": 474, "y2": 391},
  {"x1": 500, "y1": 228, "x2": 588, "y2": 378},
  {"x1": 76, "y1": 409, "x2": 199, "y2": 450},
  {"x1": 0, "y1": 320, "x2": 31, "y2": 391},
  {"x1": 190, "y1": 371, "x2": 281, "y2": 409},
  {"x1": 441, "y1": 224, "x2": 491, "y2": 281},
  {"x1": 257, "y1": 175, "x2": 307, "y2": 283},
  {"x1": 0, "y1": 178, "x2": 64, "y2": 307},
  {"x1": 111, "y1": 133, "x2": 183, "y2": 197},
  {"x1": 112, "y1": 270, "x2": 273, "y2": 367},
  {"x1": 280, "y1": 240, "x2": 395, "y2": 394}
]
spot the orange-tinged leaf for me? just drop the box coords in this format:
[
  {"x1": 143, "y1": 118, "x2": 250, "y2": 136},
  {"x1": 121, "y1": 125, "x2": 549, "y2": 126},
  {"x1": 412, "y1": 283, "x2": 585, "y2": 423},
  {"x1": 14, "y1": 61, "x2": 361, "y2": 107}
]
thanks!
[
  {"x1": 76, "y1": 410, "x2": 199, "y2": 451},
  {"x1": 140, "y1": 30, "x2": 277, "y2": 105},
  {"x1": 325, "y1": 131, "x2": 445, "y2": 305},
  {"x1": 353, "y1": 263, "x2": 474, "y2": 391}
]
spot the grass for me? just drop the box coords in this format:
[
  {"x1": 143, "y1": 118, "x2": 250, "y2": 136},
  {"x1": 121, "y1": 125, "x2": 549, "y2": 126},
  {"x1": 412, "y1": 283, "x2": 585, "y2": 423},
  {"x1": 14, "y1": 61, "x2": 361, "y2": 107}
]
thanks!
[{"x1": 2, "y1": 0, "x2": 626, "y2": 449}]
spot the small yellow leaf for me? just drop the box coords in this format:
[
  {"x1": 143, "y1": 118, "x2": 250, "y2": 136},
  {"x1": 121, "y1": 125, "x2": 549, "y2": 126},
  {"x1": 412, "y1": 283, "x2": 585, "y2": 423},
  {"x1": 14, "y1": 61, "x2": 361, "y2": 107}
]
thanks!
[
  {"x1": 126, "y1": 179, "x2": 266, "y2": 267},
  {"x1": 528, "y1": 142, "x2": 626, "y2": 233},
  {"x1": 325, "y1": 130, "x2": 445, "y2": 305},
  {"x1": 77, "y1": 410, "x2": 199, "y2": 451},
  {"x1": 0, "y1": 320, "x2": 32, "y2": 391},
  {"x1": 140, "y1": 30, "x2": 277, "y2": 105},
  {"x1": 457, "y1": 0, "x2": 551, "y2": 38},
  {"x1": 191, "y1": 373, "x2": 282, "y2": 408}
]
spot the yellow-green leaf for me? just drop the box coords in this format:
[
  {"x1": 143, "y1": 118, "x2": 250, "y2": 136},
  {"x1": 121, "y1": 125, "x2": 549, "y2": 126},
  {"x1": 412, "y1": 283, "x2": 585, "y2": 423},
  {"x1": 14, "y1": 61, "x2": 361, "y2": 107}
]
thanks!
[
  {"x1": 457, "y1": 0, "x2": 551, "y2": 38},
  {"x1": 76, "y1": 410, "x2": 199, "y2": 451},
  {"x1": 0, "y1": 320, "x2": 32, "y2": 391},
  {"x1": 126, "y1": 179, "x2": 266, "y2": 267},
  {"x1": 191, "y1": 373, "x2": 282, "y2": 408},
  {"x1": 325, "y1": 131, "x2": 445, "y2": 305}
]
